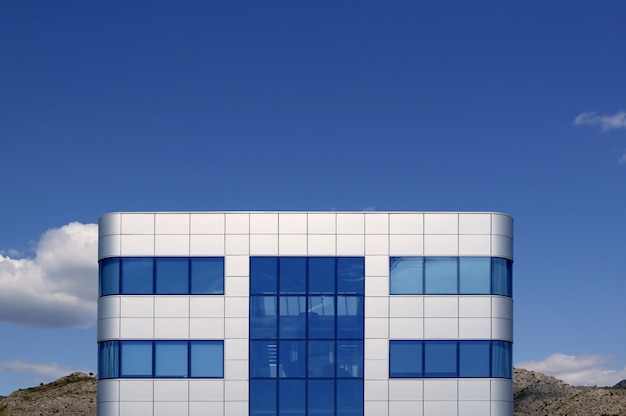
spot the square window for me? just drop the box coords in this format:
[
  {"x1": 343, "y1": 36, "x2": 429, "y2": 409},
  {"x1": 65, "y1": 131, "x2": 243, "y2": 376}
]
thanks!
[
  {"x1": 425, "y1": 257, "x2": 458, "y2": 294},
  {"x1": 279, "y1": 257, "x2": 307, "y2": 294},
  {"x1": 336, "y1": 340, "x2": 363, "y2": 378},
  {"x1": 250, "y1": 380, "x2": 277, "y2": 416},
  {"x1": 250, "y1": 340, "x2": 278, "y2": 378},
  {"x1": 279, "y1": 296, "x2": 306, "y2": 339},
  {"x1": 390, "y1": 257, "x2": 423, "y2": 295},
  {"x1": 459, "y1": 257, "x2": 490, "y2": 294},
  {"x1": 121, "y1": 258, "x2": 154, "y2": 294},
  {"x1": 389, "y1": 341, "x2": 422, "y2": 377},
  {"x1": 308, "y1": 380, "x2": 334, "y2": 416},
  {"x1": 250, "y1": 296, "x2": 278, "y2": 339},
  {"x1": 279, "y1": 340, "x2": 306, "y2": 378},
  {"x1": 155, "y1": 341, "x2": 188, "y2": 377},
  {"x1": 190, "y1": 341, "x2": 224, "y2": 378},
  {"x1": 336, "y1": 379, "x2": 363, "y2": 415},
  {"x1": 459, "y1": 341, "x2": 490, "y2": 377},
  {"x1": 424, "y1": 341, "x2": 457, "y2": 377},
  {"x1": 120, "y1": 341, "x2": 152, "y2": 377},
  {"x1": 250, "y1": 257, "x2": 278, "y2": 294},
  {"x1": 308, "y1": 340, "x2": 335, "y2": 378},
  {"x1": 308, "y1": 296, "x2": 335, "y2": 339},
  {"x1": 279, "y1": 380, "x2": 305, "y2": 415},
  {"x1": 337, "y1": 257, "x2": 364, "y2": 294},
  {"x1": 100, "y1": 258, "x2": 120, "y2": 296},
  {"x1": 308, "y1": 257, "x2": 335, "y2": 294},
  {"x1": 155, "y1": 258, "x2": 189, "y2": 294},
  {"x1": 492, "y1": 258, "x2": 513, "y2": 297},
  {"x1": 336, "y1": 296, "x2": 364, "y2": 339},
  {"x1": 191, "y1": 257, "x2": 224, "y2": 294}
]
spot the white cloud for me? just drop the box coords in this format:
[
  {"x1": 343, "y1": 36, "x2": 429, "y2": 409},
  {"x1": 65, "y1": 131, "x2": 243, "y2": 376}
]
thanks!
[
  {"x1": 517, "y1": 353, "x2": 626, "y2": 386},
  {"x1": 0, "y1": 222, "x2": 98, "y2": 328},
  {"x1": 574, "y1": 111, "x2": 626, "y2": 131},
  {"x1": 0, "y1": 359, "x2": 92, "y2": 386}
]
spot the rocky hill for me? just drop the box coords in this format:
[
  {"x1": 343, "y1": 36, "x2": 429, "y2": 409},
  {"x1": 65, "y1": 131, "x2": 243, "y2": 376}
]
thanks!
[{"x1": 1, "y1": 369, "x2": 626, "y2": 415}]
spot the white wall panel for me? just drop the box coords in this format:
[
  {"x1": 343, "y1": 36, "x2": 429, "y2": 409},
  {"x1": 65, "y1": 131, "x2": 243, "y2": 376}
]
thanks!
[
  {"x1": 224, "y1": 359, "x2": 249, "y2": 379},
  {"x1": 458, "y1": 380, "x2": 490, "y2": 401},
  {"x1": 154, "y1": 402, "x2": 188, "y2": 416},
  {"x1": 225, "y1": 256, "x2": 249, "y2": 277},
  {"x1": 278, "y1": 213, "x2": 307, "y2": 234},
  {"x1": 225, "y1": 235, "x2": 249, "y2": 255},
  {"x1": 424, "y1": 213, "x2": 458, "y2": 234},
  {"x1": 365, "y1": 213, "x2": 389, "y2": 234},
  {"x1": 491, "y1": 235, "x2": 513, "y2": 260},
  {"x1": 224, "y1": 318, "x2": 249, "y2": 338},
  {"x1": 424, "y1": 380, "x2": 457, "y2": 401},
  {"x1": 424, "y1": 401, "x2": 457, "y2": 416},
  {"x1": 491, "y1": 400, "x2": 513, "y2": 416},
  {"x1": 190, "y1": 235, "x2": 224, "y2": 256},
  {"x1": 492, "y1": 297, "x2": 513, "y2": 320},
  {"x1": 155, "y1": 235, "x2": 189, "y2": 256},
  {"x1": 224, "y1": 381, "x2": 248, "y2": 401},
  {"x1": 278, "y1": 234, "x2": 307, "y2": 255},
  {"x1": 249, "y1": 213, "x2": 278, "y2": 234},
  {"x1": 121, "y1": 213, "x2": 154, "y2": 234},
  {"x1": 389, "y1": 401, "x2": 423, "y2": 416},
  {"x1": 154, "y1": 380, "x2": 189, "y2": 401},
  {"x1": 365, "y1": 276, "x2": 389, "y2": 296},
  {"x1": 189, "y1": 318, "x2": 224, "y2": 338},
  {"x1": 155, "y1": 213, "x2": 189, "y2": 234},
  {"x1": 424, "y1": 318, "x2": 458, "y2": 339},
  {"x1": 97, "y1": 401, "x2": 119, "y2": 416},
  {"x1": 458, "y1": 235, "x2": 491, "y2": 256},
  {"x1": 119, "y1": 380, "x2": 154, "y2": 401},
  {"x1": 364, "y1": 339, "x2": 388, "y2": 360},
  {"x1": 308, "y1": 235, "x2": 336, "y2": 255},
  {"x1": 491, "y1": 379, "x2": 514, "y2": 402},
  {"x1": 364, "y1": 359, "x2": 389, "y2": 379},
  {"x1": 225, "y1": 276, "x2": 249, "y2": 296},
  {"x1": 120, "y1": 235, "x2": 154, "y2": 256},
  {"x1": 365, "y1": 297, "x2": 389, "y2": 317},
  {"x1": 98, "y1": 318, "x2": 120, "y2": 340},
  {"x1": 389, "y1": 318, "x2": 423, "y2": 338},
  {"x1": 99, "y1": 235, "x2": 121, "y2": 259},
  {"x1": 364, "y1": 401, "x2": 388, "y2": 416},
  {"x1": 365, "y1": 235, "x2": 389, "y2": 255},
  {"x1": 189, "y1": 402, "x2": 223, "y2": 416},
  {"x1": 99, "y1": 296, "x2": 121, "y2": 319},
  {"x1": 459, "y1": 401, "x2": 490, "y2": 416},
  {"x1": 189, "y1": 380, "x2": 224, "y2": 401},
  {"x1": 423, "y1": 235, "x2": 458, "y2": 256},
  {"x1": 459, "y1": 213, "x2": 491, "y2": 235},
  {"x1": 424, "y1": 297, "x2": 458, "y2": 317},
  {"x1": 225, "y1": 213, "x2": 249, "y2": 234},
  {"x1": 365, "y1": 256, "x2": 389, "y2": 276},
  {"x1": 337, "y1": 234, "x2": 365, "y2": 255},
  {"x1": 98, "y1": 380, "x2": 120, "y2": 402},
  {"x1": 364, "y1": 380, "x2": 389, "y2": 401},
  {"x1": 121, "y1": 297, "x2": 153, "y2": 317},
  {"x1": 155, "y1": 297, "x2": 189, "y2": 318},
  {"x1": 250, "y1": 235, "x2": 278, "y2": 255},
  {"x1": 389, "y1": 213, "x2": 423, "y2": 234},
  {"x1": 100, "y1": 213, "x2": 121, "y2": 237},
  {"x1": 491, "y1": 214, "x2": 513, "y2": 238},
  {"x1": 154, "y1": 318, "x2": 189, "y2": 338},
  {"x1": 364, "y1": 317, "x2": 389, "y2": 338},
  {"x1": 308, "y1": 213, "x2": 336, "y2": 234},
  {"x1": 224, "y1": 339, "x2": 249, "y2": 360},
  {"x1": 337, "y1": 213, "x2": 364, "y2": 234},
  {"x1": 389, "y1": 379, "x2": 423, "y2": 400},
  {"x1": 119, "y1": 318, "x2": 153, "y2": 338},
  {"x1": 459, "y1": 318, "x2": 491, "y2": 339},
  {"x1": 190, "y1": 297, "x2": 224, "y2": 318},
  {"x1": 190, "y1": 213, "x2": 224, "y2": 234},
  {"x1": 225, "y1": 297, "x2": 249, "y2": 318},
  {"x1": 389, "y1": 297, "x2": 423, "y2": 318},
  {"x1": 389, "y1": 234, "x2": 423, "y2": 256},
  {"x1": 224, "y1": 402, "x2": 248, "y2": 416},
  {"x1": 492, "y1": 318, "x2": 513, "y2": 341},
  {"x1": 459, "y1": 297, "x2": 491, "y2": 318},
  {"x1": 119, "y1": 402, "x2": 152, "y2": 416}
]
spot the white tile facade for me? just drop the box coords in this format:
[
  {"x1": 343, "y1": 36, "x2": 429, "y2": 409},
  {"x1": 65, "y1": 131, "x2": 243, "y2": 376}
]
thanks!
[{"x1": 98, "y1": 212, "x2": 514, "y2": 416}]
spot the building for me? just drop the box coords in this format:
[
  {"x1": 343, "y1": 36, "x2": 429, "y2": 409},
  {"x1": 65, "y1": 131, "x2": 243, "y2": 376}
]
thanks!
[{"x1": 97, "y1": 211, "x2": 514, "y2": 416}]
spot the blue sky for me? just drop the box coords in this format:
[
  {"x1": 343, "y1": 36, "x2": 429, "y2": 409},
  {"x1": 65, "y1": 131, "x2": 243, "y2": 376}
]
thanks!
[{"x1": 1, "y1": 0, "x2": 626, "y2": 395}]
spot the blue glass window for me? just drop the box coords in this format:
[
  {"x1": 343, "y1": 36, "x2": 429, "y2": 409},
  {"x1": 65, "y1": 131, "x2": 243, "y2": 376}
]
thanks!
[
  {"x1": 190, "y1": 257, "x2": 224, "y2": 294},
  {"x1": 98, "y1": 341, "x2": 119, "y2": 379},
  {"x1": 279, "y1": 340, "x2": 306, "y2": 378},
  {"x1": 155, "y1": 341, "x2": 188, "y2": 377},
  {"x1": 190, "y1": 341, "x2": 223, "y2": 378},
  {"x1": 336, "y1": 379, "x2": 363, "y2": 416},
  {"x1": 250, "y1": 296, "x2": 278, "y2": 339},
  {"x1": 336, "y1": 296, "x2": 364, "y2": 339},
  {"x1": 279, "y1": 296, "x2": 306, "y2": 339},
  {"x1": 425, "y1": 257, "x2": 458, "y2": 294},
  {"x1": 250, "y1": 380, "x2": 277, "y2": 416},
  {"x1": 250, "y1": 257, "x2": 278, "y2": 294},
  {"x1": 308, "y1": 340, "x2": 335, "y2": 378},
  {"x1": 121, "y1": 258, "x2": 153, "y2": 294},
  {"x1": 336, "y1": 340, "x2": 363, "y2": 378},
  {"x1": 308, "y1": 257, "x2": 335, "y2": 294},
  {"x1": 459, "y1": 341, "x2": 491, "y2": 377},
  {"x1": 337, "y1": 257, "x2": 365, "y2": 294},
  {"x1": 390, "y1": 257, "x2": 423, "y2": 294},
  {"x1": 120, "y1": 341, "x2": 152, "y2": 377},
  {"x1": 424, "y1": 342, "x2": 457, "y2": 377},
  {"x1": 389, "y1": 341, "x2": 423, "y2": 377},
  {"x1": 250, "y1": 340, "x2": 278, "y2": 378},
  {"x1": 492, "y1": 258, "x2": 513, "y2": 297},
  {"x1": 459, "y1": 257, "x2": 491, "y2": 294},
  {"x1": 308, "y1": 380, "x2": 334, "y2": 416},
  {"x1": 99, "y1": 258, "x2": 120, "y2": 296},
  {"x1": 279, "y1": 257, "x2": 307, "y2": 294},
  {"x1": 279, "y1": 380, "x2": 305, "y2": 416},
  {"x1": 155, "y1": 258, "x2": 188, "y2": 294},
  {"x1": 308, "y1": 296, "x2": 335, "y2": 339},
  {"x1": 492, "y1": 341, "x2": 512, "y2": 379}
]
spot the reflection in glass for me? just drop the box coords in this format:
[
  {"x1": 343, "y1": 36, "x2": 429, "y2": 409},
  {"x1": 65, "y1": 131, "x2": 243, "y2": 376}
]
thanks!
[
  {"x1": 99, "y1": 258, "x2": 120, "y2": 296},
  {"x1": 390, "y1": 257, "x2": 423, "y2": 294},
  {"x1": 121, "y1": 258, "x2": 153, "y2": 294},
  {"x1": 191, "y1": 257, "x2": 224, "y2": 294},
  {"x1": 459, "y1": 257, "x2": 490, "y2": 294},
  {"x1": 120, "y1": 341, "x2": 152, "y2": 377},
  {"x1": 155, "y1": 341, "x2": 188, "y2": 377},
  {"x1": 425, "y1": 257, "x2": 458, "y2": 294},
  {"x1": 155, "y1": 258, "x2": 188, "y2": 294}
]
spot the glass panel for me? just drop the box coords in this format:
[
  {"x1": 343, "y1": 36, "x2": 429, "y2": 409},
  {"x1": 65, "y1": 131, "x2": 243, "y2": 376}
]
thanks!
[
  {"x1": 250, "y1": 340, "x2": 278, "y2": 378},
  {"x1": 492, "y1": 341, "x2": 512, "y2": 378},
  {"x1": 120, "y1": 341, "x2": 152, "y2": 377},
  {"x1": 250, "y1": 257, "x2": 278, "y2": 295},
  {"x1": 279, "y1": 296, "x2": 306, "y2": 339},
  {"x1": 98, "y1": 341, "x2": 119, "y2": 379},
  {"x1": 389, "y1": 257, "x2": 423, "y2": 295},
  {"x1": 191, "y1": 257, "x2": 224, "y2": 294},
  {"x1": 121, "y1": 258, "x2": 153, "y2": 294},
  {"x1": 190, "y1": 341, "x2": 223, "y2": 378},
  {"x1": 337, "y1": 257, "x2": 364, "y2": 294},
  {"x1": 155, "y1": 258, "x2": 188, "y2": 294},
  {"x1": 424, "y1": 341, "x2": 457, "y2": 377},
  {"x1": 279, "y1": 340, "x2": 306, "y2": 378},
  {"x1": 250, "y1": 296, "x2": 278, "y2": 339},
  {"x1": 308, "y1": 296, "x2": 335, "y2": 339},
  {"x1": 336, "y1": 296, "x2": 364, "y2": 339},
  {"x1": 459, "y1": 341, "x2": 490, "y2": 377},
  {"x1": 308, "y1": 340, "x2": 335, "y2": 378},
  {"x1": 336, "y1": 340, "x2": 363, "y2": 378},
  {"x1": 279, "y1": 379, "x2": 305, "y2": 416},
  {"x1": 389, "y1": 341, "x2": 422, "y2": 377},
  {"x1": 492, "y1": 258, "x2": 513, "y2": 297},
  {"x1": 308, "y1": 257, "x2": 335, "y2": 294},
  {"x1": 99, "y1": 258, "x2": 120, "y2": 296},
  {"x1": 424, "y1": 257, "x2": 458, "y2": 294},
  {"x1": 250, "y1": 380, "x2": 277, "y2": 416},
  {"x1": 155, "y1": 341, "x2": 188, "y2": 377},
  {"x1": 459, "y1": 257, "x2": 490, "y2": 294},
  {"x1": 307, "y1": 379, "x2": 335, "y2": 416},
  {"x1": 336, "y1": 379, "x2": 363, "y2": 416},
  {"x1": 279, "y1": 257, "x2": 307, "y2": 294}
]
